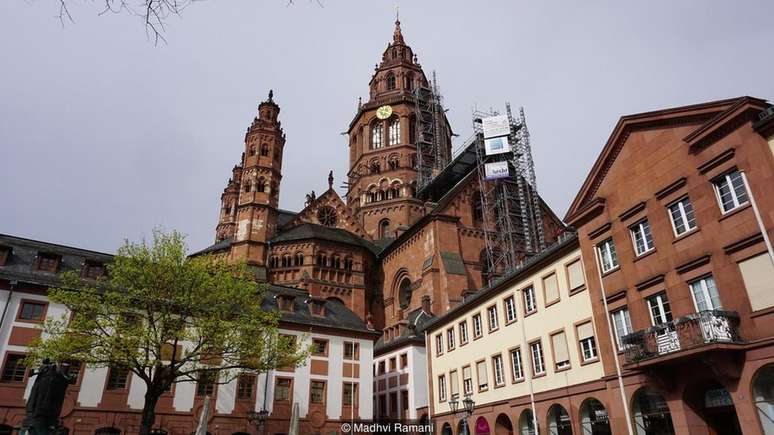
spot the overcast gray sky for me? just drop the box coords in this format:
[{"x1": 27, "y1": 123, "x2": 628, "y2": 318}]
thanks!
[{"x1": 1, "y1": 0, "x2": 772, "y2": 254}]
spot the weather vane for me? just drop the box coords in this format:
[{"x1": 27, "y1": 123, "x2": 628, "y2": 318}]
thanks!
[{"x1": 395, "y1": 4, "x2": 399, "y2": 23}]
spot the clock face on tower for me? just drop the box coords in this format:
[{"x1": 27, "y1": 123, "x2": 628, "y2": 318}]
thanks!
[{"x1": 376, "y1": 105, "x2": 393, "y2": 120}]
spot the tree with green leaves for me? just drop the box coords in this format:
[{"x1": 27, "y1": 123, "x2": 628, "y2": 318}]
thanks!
[{"x1": 26, "y1": 230, "x2": 307, "y2": 435}]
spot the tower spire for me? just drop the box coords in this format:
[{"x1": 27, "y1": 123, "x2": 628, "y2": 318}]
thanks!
[{"x1": 393, "y1": 9, "x2": 404, "y2": 45}]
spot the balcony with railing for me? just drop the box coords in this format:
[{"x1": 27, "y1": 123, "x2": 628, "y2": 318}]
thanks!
[{"x1": 621, "y1": 310, "x2": 743, "y2": 365}]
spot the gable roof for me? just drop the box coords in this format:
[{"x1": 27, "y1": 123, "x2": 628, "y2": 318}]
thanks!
[
  {"x1": 271, "y1": 223, "x2": 380, "y2": 255},
  {"x1": 284, "y1": 188, "x2": 367, "y2": 238},
  {"x1": 564, "y1": 96, "x2": 769, "y2": 224}
]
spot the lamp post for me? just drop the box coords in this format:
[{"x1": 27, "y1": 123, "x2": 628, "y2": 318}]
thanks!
[
  {"x1": 449, "y1": 394, "x2": 475, "y2": 435},
  {"x1": 247, "y1": 409, "x2": 269, "y2": 435}
]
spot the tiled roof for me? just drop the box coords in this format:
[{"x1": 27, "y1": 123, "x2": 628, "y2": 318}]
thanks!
[
  {"x1": 271, "y1": 223, "x2": 380, "y2": 254},
  {"x1": 189, "y1": 237, "x2": 232, "y2": 257},
  {"x1": 374, "y1": 307, "x2": 435, "y2": 354}
]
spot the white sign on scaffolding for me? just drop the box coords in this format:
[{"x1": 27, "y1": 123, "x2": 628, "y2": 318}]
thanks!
[
  {"x1": 484, "y1": 136, "x2": 511, "y2": 156},
  {"x1": 481, "y1": 115, "x2": 510, "y2": 139},
  {"x1": 484, "y1": 161, "x2": 510, "y2": 180}
]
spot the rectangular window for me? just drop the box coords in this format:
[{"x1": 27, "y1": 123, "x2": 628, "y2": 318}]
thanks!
[
  {"x1": 647, "y1": 293, "x2": 673, "y2": 325},
  {"x1": 343, "y1": 382, "x2": 358, "y2": 406},
  {"x1": 447, "y1": 328, "x2": 455, "y2": 350},
  {"x1": 523, "y1": 287, "x2": 537, "y2": 314},
  {"x1": 195, "y1": 371, "x2": 215, "y2": 396},
  {"x1": 237, "y1": 375, "x2": 255, "y2": 400},
  {"x1": 543, "y1": 273, "x2": 560, "y2": 304},
  {"x1": 630, "y1": 219, "x2": 655, "y2": 256},
  {"x1": 550, "y1": 331, "x2": 571, "y2": 370},
  {"x1": 36, "y1": 253, "x2": 60, "y2": 272},
  {"x1": 18, "y1": 301, "x2": 47, "y2": 321},
  {"x1": 472, "y1": 314, "x2": 483, "y2": 338},
  {"x1": 476, "y1": 360, "x2": 488, "y2": 391},
  {"x1": 1, "y1": 354, "x2": 27, "y2": 383},
  {"x1": 343, "y1": 341, "x2": 359, "y2": 360},
  {"x1": 566, "y1": 258, "x2": 585, "y2": 291},
  {"x1": 492, "y1": 354, "x2": 505, "y2": 386},
  {"x1": 311, "y1": 339, "x2": 328, "y2": 356},
  {"x1": 690, "y1": 276, "x2": 722, "y2": 311},
  {"x1": 438, "y1": 375, "x2": 447, "y2": 402},
  {"x1": 668, "y1": 197, "x2": 697, "y2": 236},
  {"x1": 462, "y1": 365, "x2": 473, "y2": 395},
  {"x1": 459, "y1": 320, "x2": 469, "y2": 344},
  {"x1": 611, "y1": 308, "x2": 633, "y2": 351},
  {"x1": 275, "y1": 377, "x2": 292, "y2": 401},
  {"x1": 597, "y1": 238, "x2": 619, "y2": 273},
  {"x1": 401, "y1": 390, "x2": 409, "y2": 413},
  {"x1": 714, "y1": 169, "x2": 749, "y2": 213},
  {"x1": 389, "y1": 357, "x2": 397, "y2": 371},
  {"x1": 435, "y1": 334, "x2": 444, "y2": 355},
  {"x1": 449, "y1": 369, "x2": 459, "y2": 398},
  {"x1": 577, "y1": 322, "x2": 597, "y2": 362},
  {"x1": 106, "y1": 366, "x2": 130, "y2": 390},
  {"x1": 530, "y1": 341, "x2": 546, "y2": 376},
  {"x1": 390, "y1": 391, "x2": 398, "y2": 415},
  {"x1": 310, "y1": 380, "x2": 326, "y2": 404},
  {"x1": 400, "y1": 353, "x2": 408, "y2": 369},
  {"x1": 504, "y1": 296, "x2": 517, "y2": 323},
  {"x1": 82, "y1": 261, "x2": 105, "y2": 279},
  {"x1": 378, "y1": 361, "x2": 386, "y2": 375},
  {"x1": 509, "y1": 348, "x2": 524, "y2": 381},
  {"x1": 487, "y1": 305, "x2": 499, "y2": 331}
]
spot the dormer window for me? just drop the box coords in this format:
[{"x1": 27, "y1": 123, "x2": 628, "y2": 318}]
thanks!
[
  {"x1": 36, "y1": 253, "x2": 60, "y2": 273},
  {"x1": 82, "y1": 261, "x2": 105, "y2": 279},
  {"x1": 0, "y1": 246, "x2": 10, "y2": 266},
  {"x1": 308, "y1": 298, "x2": 326, "y2": 317},
  {"x1": 276, "y1": 294, "x2": 294, "y2": 312}
]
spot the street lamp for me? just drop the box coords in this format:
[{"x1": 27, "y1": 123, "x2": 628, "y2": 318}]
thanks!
[
  {"x1": 247, "y1": 409, "x2": 269, "y2": 435},
  {"x1": 449, "y1": 394, "x2": 475, "y2": 435}
]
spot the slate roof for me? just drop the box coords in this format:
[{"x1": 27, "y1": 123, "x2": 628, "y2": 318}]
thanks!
[
  {"x1": 271, "y1": 223, "x2": 380, "y2": 255},
  {"x1": 0, "y1": 234, "x2": 113, "y2": 288},
  {"x1": 277, "y1": 209, "x2": 298, "y2": 229},
  {"x1": 374, "y1": 306, "x2": 435, "y2": 355},
  {"x1": 189, "y1": 237, "x2": 232, "y2": 257}
]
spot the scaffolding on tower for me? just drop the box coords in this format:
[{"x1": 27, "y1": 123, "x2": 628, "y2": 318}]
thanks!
[
  {"x1": 474, "y1": 104, "x2": 545, "y2": 284},
  {"x1": 414, "y1": 71, "x2": 450, "y2": 189}
]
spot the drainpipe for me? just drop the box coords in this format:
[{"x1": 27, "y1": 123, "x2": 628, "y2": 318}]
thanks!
[
  {"x1": 516, "y1": 299, "x2": 539, "y2": 434},
  {"x1": 591, "y1": 251, "x2": 635, "y2": 435},
  {"x1": 740, "y1": 171, "x2": 774, "y2": 265},
  {"x1": 0, "y1": 280, "x2": 17, "y2": 334}
]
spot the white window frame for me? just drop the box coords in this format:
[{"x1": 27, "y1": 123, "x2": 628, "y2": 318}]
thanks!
[
  {"x1": 446, "y1": 328, "x2": 455, "y2": 350},
  {"x1": 523, "y1": 287, "x2": 537, "y2": 313},
  {"x1": 668, "y1": 197, "x2": 697, "y2": 236},
  {"x1": 372, "y1": 123, "x2": 384, "y2": 149},
  {"x1": 492, "y1": 354, "x2": 505, "y2": 386},
  {"x1": 646, "y1": 293, "x2": 673, "y2": 326},
  {"x1": 689, "y1": 275, "x2": 722, "y2": 311},
  {"x1": 435, "y1": 333, "x2": 443, "y2": 355},
  {"x1": 472, "y1": 313, "x2": 483, "y2": 338},
  {"x1": 504, "y1": 295, "x2": 517, "y2": 323},
  {"x1": 487, "y1": 305, "x2": 499, "y2": 331},
  {"x1": 530, "y1": 341, "x2": 545, "y2": 376},
  {"x1": 611, "y1": 308, "x2": 633, "y2": 351},
  {"x1": 629, "y1": 219, "x2": 655, "y2": 256},
  {"x1": 713, "y1": 170, "x2": 749, "y2": 214},
  {"x1": 438, "y1": 375, "x2": 447, "y2": 402},
  {"x1": 459, "y1": 320, "x2": 469, "y2": 344},
  {"x1": 388, "y1": 118, "x2": 400, "y2": 146},
  {"x1": 462, "y1": 368, "x2": 473, "y2": 395},
  {"x1": 510, "y1": 348, "x2": 524, "y2": 380},
  {"x1": 597, "y1": 238, "x2": 619, "y2": 273},
  {"x1": 580, "y1": 336, "x2": 598, "y2": 362}
]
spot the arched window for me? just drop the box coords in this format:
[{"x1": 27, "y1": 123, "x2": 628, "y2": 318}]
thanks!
[
  {"x1": 632, "y1": 388, "x2": 675, "y2": 435},
  {"x1": 754, "y1": 365, "x2": 774, "y2": 434},
  {"x1": 388, "y1": 117, "x2": 400, "y2": 146},
  {"x1": 372, "y1": 122, "x2": 384, "y2": 149},
  {"x1": 295, "y1": 253, "x2": 304, "y2": 266},
  {"x1": 379, "y1": 219, "x2": 391, "y2": 239},
  {"x1": 409, "y1": 115, "x2": 416, "y2": 144},
  {"x1": 249, "y1": 144, "x2": 257, "y2": 156},
  {"x1": 257, "y1": 177, "x2": 266, "y2": 193},
  {"x1": 398, "y1": 277, "x2": 411, "y2": 309},
  {"x1": 243, "y1": 180, "x2": 252, "y2": 192},
  {"x1": 410, "y1": 153, "x2": 417, "y2": 169},
  {"x1": 405, "y1": 74, "x2": 414, "y2": 91},
  {"x1": 441, "y1": 423, "x2": 452, "y2": 435},
  {"x1": 344, "y1": 258, "x2": 353, "y2": 271},
  {"x1": 580, "y1": 398, "x2": 611, "y2": 435},
  {"x1": 472, "y1": 192, "x2": 484, "y2": 224},
  {"x1": 332, "y1": 256, "x2": 341, "y2": 269},
  {"x1": 377, "y1": 190, "x2": 385, "y2": 201},
  {"x1": 370, "y1": 161, "x2": 381, "y2": 174},
  {"x1": 519, "y1": 409, "x2": 536, "y2": 435},
  {"x1": 547, "y1": 404, "x2": 572, "y2": 435},
  {"x1": 386, "y1": 73, "x2": 396, "y2": 90},
  {"x1": 495, "y1": 414, "x2": 513, "y2": 435},
  {"x1": 388, "y1": 158, "x2": 399, "y2": 171},
  {"x1": 260, "y1": 144, "x2": 269, "y2": 156}
]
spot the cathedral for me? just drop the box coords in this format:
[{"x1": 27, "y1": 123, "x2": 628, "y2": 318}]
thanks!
[{"x1": 199, "y1": 18, "x2": 564, "y2": 338}]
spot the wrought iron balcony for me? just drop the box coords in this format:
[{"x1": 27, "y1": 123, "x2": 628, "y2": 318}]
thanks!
[{"x1": 621, "y1": 310, "x2": 743, "y2": 364}]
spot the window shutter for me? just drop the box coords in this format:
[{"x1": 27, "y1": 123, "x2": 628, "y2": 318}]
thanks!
[
  {"x1": 450, "y1": 371, "x2": 459, "y2": 396},
  {"x1": 577, "y1": 322, "x2": 594, "y2": 340},
  {"x1": 551, "y1": 332, "x2": 570, "y2": 363},
  {"x1": 462, "y1": 366, "x2": 471, "y2": 381},
  {"x1": 476, "y1": 361, "x2": 487, "y2": 386},
  {"x1": 567, "y1": 260, "x2": 585, "y2": 290},
  {"x1": 543, "y1": 273, "x2": 559, "y2": 302},
  {"x1": 739, "y1": 253, "x2": 774, "y2": 311}
]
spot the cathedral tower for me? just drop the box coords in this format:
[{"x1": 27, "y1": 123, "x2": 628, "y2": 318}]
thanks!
[
  {"x1": 216, "y1": 91, "x2": 286, "y2": 269},
  {"x1": 346, "y1": 19, "x2": 453, "y2": 240}
]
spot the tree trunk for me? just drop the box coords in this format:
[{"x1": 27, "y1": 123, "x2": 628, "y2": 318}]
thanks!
[{"x1": 139, "y1": 389, "x2": 161, "y2": 435}]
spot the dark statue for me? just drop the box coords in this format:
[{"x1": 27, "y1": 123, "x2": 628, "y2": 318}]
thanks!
[{"x1": 20, "y1": 359, "x2": 75, "y2": 435}]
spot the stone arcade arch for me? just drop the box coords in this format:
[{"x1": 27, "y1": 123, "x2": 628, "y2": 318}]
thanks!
[
  {"x1": 519, "y1": 409, "x2": 536, "y2": 435},
  {"x1": 631, "y1": 388, "x2": 675, "y2": 435},
  {"x1": 547, "y1": 404, "x2": 572, "y2": 435},
  {"x1": 494, "y1": 413, "x2": 514, "y2": 435},
  {"x1": 753, "y1": 364, "x2": 774, "y2": 434},
  {"x1": 579, "y1": 398, "x2": 611, "y2": 435}
]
